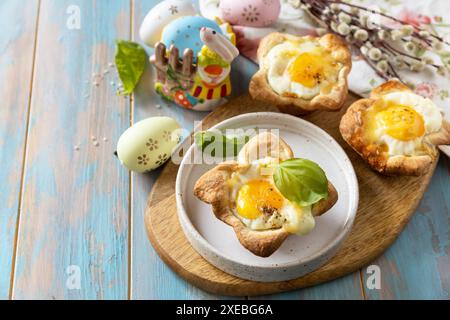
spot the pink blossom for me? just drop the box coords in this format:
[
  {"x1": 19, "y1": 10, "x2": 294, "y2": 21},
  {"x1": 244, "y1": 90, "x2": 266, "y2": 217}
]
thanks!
[
  {"x1": 383, "y1": 9, "x2": 432, "y2": 29},
  {"x1": 414, "y1": 82, "x2": 438, "y2": 99},
  {"x1": 398, "y1": 9, "x2": 431, "y2": 27}
]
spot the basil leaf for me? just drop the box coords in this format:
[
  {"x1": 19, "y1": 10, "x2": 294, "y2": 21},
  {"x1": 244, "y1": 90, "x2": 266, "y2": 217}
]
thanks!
[
  {"x1": 194, "y1": 131, "x2": 217, "y2": 157},
  {"x1": 273, "y1": 158, "x2": 328, "y2": 207},
  {"x1": 115, "y1": 40, "x2": 147, "y2": 95},
  {"x1": 194, "y1": 131, "x2": 249, "y2": 157}
]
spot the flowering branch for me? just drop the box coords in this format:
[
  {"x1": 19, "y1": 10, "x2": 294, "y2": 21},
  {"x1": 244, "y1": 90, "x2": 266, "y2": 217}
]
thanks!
[{"x1": 289, "y1": 0, "x2": 449, "y2": 82}]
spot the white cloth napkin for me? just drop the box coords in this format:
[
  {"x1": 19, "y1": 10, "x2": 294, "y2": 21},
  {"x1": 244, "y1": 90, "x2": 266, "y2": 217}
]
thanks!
[{"x1": 200, "y1": 0, "x2": 450, "y2": 156}]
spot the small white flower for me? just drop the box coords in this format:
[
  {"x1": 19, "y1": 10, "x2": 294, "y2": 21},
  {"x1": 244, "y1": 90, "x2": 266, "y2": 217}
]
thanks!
[
  {"x1": 330, "y1": 3, "x2": 340, "y2": 12},
  {"x1": 338, "y1": 12, "x2": 352, "y2": 24},
  {"x1": 376, "y1": 60, "x2": 389, "y2": 72},
  {"x1": 330, "y1": 21, "x2": 338, "y2": 32},
  {"x1": 316, "y1": 27, "x2": 327, "y2": 36},
  {"x1": 354, "y1": 29, "x2": 369, "y2": 41},
  {"x1": 393, "y1": 56, "x2": 404, "y2": 63},
  {"x1": 410, "y1": 60, "x2": 425, "y2": 71},
  {"x1": 368, "y1": 48, "x2": 382, "y2": 61},
  {"x1": 350, "y1": 7, "x2": 359, "y2": 15},
  {"x1": 404, "y1": 41, "x2": 416, "y2": 53},
  {"x1": 337, "y1": 23, "x2": 351, "y2": 36},
  {"x1": 422, "y1": 57, "x2": 434, "y2": 65},
  {"x1": 300, "y1": 4, "x2": 311, "y2": 10},
  {"x1": 418, "y1": 30, "x2": 430, "y2": 38},
  {"x1": 288, "y1": 0, "x2": 300, "y2": 7},
  {"x1": 360, "y1": 45, "x2": 369, "y2": 55},
  {"x1": 437, "y1": 66, "x2": 447, "y2": 76},
  {"x1": 359, "y1": 15, "x2": 369, "y2": 28},
  {"x1": 393, "y1": 56, "x2": 406, "y2": 69},
  {"x1": 400, "y1": 25, "x2": 414, "y2": 37},
  {"x1": 377, "y1": 30, "x2": 389, "y2": 40},
  {"x1": 345, "y1": 34, "x2": 353, "y2": 43},
  {"x1": 432, "y1": 39, "x2": 443, "y2": 51},
  {"x1": 364, "y1": 41, "x2": 373, "y2": 48},
  {"x1": 417, "y1": 43, "x2": 425, "y2": 53},
  {"x1": 390, "y1": 29, "x2": 403, "y2": 41},
  {"x1": 366, "y1": 18, "x2": 377, "y2": 30}
]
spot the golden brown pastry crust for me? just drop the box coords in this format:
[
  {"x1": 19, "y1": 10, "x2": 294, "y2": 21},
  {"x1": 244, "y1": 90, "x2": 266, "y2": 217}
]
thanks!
[
  {"x1": 237, "y1": 130, "x2": 294, "y2": 163},
  {"x1": 340, "y1": 79, "x2": 450, "y2": 176},
  {"x1": 249, "y1": 33, "x2": 352, "y2": 116},
  {"x1": 193, "y1": 132, "x2": 338, "y2": 257}
]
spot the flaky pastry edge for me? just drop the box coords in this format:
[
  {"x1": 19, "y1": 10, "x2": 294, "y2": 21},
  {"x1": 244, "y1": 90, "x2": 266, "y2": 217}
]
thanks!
[
  {"x1": 340, "y1": 79, "x2": 450, "y2": 176},
  {"x1": 193, "y1": 132, "x2": 338, "y2": 257},
  {"x1": 249, "y1": 33, "x2": 352, "y2": 116}
]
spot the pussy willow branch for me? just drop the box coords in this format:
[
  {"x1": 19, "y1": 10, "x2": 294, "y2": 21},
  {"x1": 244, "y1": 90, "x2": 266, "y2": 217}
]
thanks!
[
  {"x1": 298, "y1": 0, "x2": 448, "y2": 81},
  {"x1": 328, "y1": 0, "x2": 450, "y2": 45}
]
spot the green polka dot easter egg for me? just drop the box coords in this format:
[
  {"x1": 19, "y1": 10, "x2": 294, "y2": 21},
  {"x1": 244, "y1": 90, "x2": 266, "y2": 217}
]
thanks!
[{"x1": 117, "y1": 116, "x2": 181, "y2": 173}]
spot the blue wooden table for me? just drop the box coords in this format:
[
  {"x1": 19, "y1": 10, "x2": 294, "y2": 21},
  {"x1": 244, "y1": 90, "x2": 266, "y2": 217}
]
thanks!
[{"x1": 0, "y1": 0, "x2": 449, "y2": 300}]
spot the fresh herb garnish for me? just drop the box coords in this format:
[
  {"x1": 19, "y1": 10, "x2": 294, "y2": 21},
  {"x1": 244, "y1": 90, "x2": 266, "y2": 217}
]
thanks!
[
  {"x1": 115, "y1": 40, "x2": 147, "y2": 95},
  {"x1": 273, "y1": 158, "x2": 328, "y2": 207},
  {"x1": 194, "y1": 131, "x2": 250, "y2": 157}
]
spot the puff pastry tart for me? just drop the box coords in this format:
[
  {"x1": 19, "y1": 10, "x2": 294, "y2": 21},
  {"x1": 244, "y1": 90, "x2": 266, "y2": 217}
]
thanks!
[
  {"x1": 340, "y1": 80, "x2": 450, "y2": 176},
  {"x1": 193, "y1": 132, "x2": 338, "y2": 257},
  {"x1": 249, "y1": 33, "x2": 352, "y2": 115}
]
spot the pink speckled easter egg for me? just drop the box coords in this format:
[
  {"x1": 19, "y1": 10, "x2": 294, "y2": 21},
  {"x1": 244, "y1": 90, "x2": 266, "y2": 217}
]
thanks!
[{"x1": 219, "y1": 0, "x2": 281, "y2": 27}]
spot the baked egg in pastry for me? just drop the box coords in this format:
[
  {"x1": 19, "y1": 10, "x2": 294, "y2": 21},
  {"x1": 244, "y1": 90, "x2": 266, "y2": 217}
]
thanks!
[
  {"x1": 340, "y1": 80, "x2": 450, "y2": 176},
  {"x1": 249, "y1": 33, "x2": 352, "y2": 116},
  {"x1": 193, "y1": 132, "x2": 338, "y2": 257}
]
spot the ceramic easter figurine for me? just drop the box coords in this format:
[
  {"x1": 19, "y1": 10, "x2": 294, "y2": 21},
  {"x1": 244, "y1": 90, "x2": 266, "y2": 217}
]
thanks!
[
  {"x1": 140, "y1": 0, "x2": 239, "y2": 111},
  {"x1": 152, "y1": 24, "x2": 238, "y2": 111}
]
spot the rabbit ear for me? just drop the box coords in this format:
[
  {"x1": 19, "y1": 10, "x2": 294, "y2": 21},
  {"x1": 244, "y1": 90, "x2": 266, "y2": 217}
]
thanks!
[{"x1": 217, "y1": 33, "x2": 240, "y2": 62}]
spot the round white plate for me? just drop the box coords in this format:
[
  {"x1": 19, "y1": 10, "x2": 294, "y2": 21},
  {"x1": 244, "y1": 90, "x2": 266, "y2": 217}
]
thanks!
[{"x1": 176, "y1": 112, "x2": 359, "y2": 282}]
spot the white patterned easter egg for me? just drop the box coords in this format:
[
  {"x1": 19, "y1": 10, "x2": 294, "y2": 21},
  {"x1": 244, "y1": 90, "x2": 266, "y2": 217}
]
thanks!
[
  {"x1": 117, "y1": 117, "x2": 181, "y2": 173},
  {"x1": 139, "y1": 0, "x2": 196, "y2": 46}
]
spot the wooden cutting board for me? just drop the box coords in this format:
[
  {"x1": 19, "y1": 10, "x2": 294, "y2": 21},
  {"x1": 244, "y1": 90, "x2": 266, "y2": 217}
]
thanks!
[{"x1": 144, "y1": 93, "x2": 437, "y2": 296}]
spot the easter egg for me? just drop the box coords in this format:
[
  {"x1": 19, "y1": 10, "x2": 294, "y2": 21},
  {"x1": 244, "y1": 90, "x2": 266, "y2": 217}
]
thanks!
[
  {"x1": 139, "y1": 0, "x2": 196, "y2": 46},
  {"x1": 117, "y1": 117, "x2": 181, "y2": 173},
  {"x1": 219, "y1": 0, "x2": 281, "y2": 27},
  {"x1": 161, "y1": 16, "x2": 223, "y2": 60}
]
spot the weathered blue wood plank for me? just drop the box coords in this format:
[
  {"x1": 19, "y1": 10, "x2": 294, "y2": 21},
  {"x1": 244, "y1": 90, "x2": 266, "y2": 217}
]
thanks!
[
  {"x1": 0, "y1": 0, "x2": 39, "y2": 300},
  {"x1": 130, "y1": 0, "x2": 223, "y2": 299},
  {"x1": 364, "y1": 157, "x2": 450, "y2": 299},
  {"x1": 252, "y1": 273, "x2": 364, "y2": 299},
  {"x1": 130, "y1": 0, "x2": 255, "y2": 299},
  {"x1": 130, "y1": 80, "x2": 215, "y2": 298},
  {"x1": 12, "y1": 0, "x2": 131, "y2": 299}
]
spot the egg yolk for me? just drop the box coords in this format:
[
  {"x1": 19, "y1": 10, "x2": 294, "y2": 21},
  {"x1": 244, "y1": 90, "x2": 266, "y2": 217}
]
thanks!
[
  {"x1": 236, "y1": 180, "x2": 284, "y2": 220},
  {"x1": 288, "y1": 53, "x2": 325, "y2": 88},
  {"x1": 376, "y1": 105, "x2": 425, "y2": 141}
]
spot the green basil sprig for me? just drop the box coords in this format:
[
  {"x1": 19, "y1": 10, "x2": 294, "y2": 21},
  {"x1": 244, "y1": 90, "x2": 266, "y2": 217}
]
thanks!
[
  {"x1": 194, "y1": 131, "x2": 250, "y2": 157},
  {"x1": 273, "y1": 158, "x2": 328, "y2": 207},
  {"x1": 115, "y1": 40, "x2": 147, "y2": 95}
]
